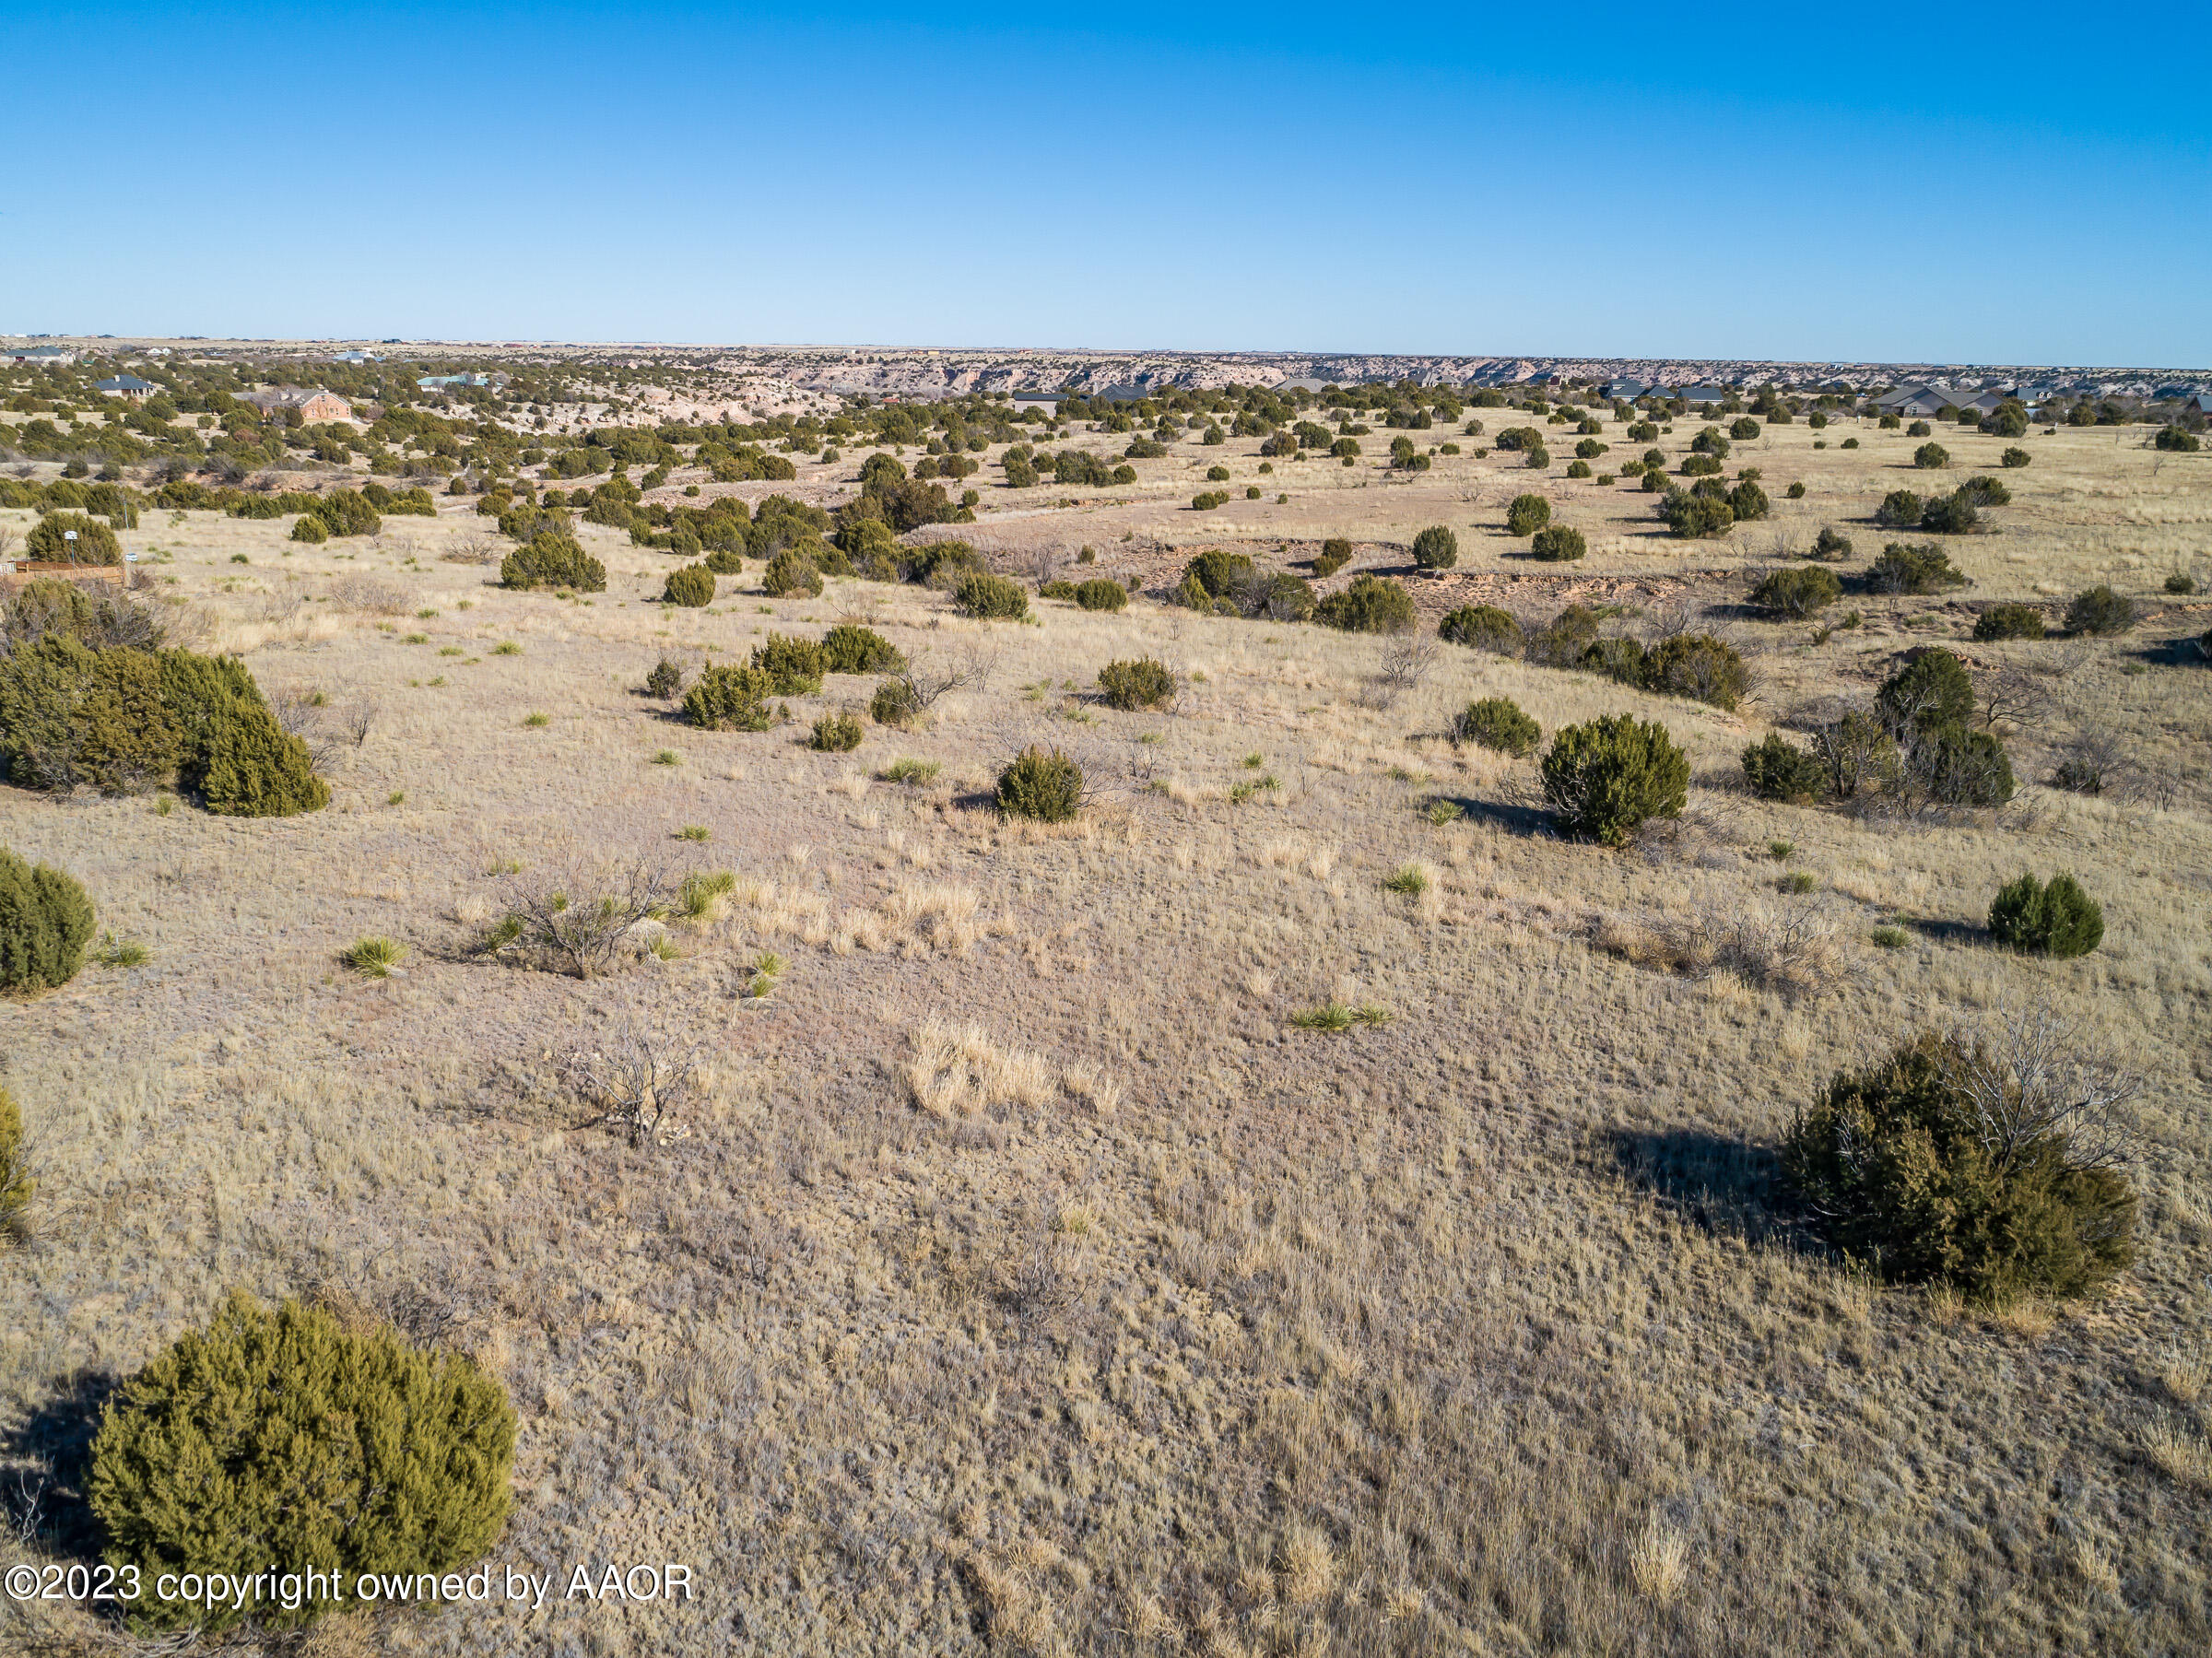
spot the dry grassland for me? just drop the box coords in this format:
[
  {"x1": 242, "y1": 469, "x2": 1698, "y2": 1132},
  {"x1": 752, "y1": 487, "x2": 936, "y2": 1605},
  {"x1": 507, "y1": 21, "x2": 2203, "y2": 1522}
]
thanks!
[{"x1": 2, "y1": 418, "x2": 2210, "y2": 1657}]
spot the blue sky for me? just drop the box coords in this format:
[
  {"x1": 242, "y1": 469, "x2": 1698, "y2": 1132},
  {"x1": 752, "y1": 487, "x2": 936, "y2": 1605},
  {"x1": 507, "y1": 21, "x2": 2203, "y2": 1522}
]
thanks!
[{"x1": 3, "y1": 3, "x2": 2204, "y2": 365}]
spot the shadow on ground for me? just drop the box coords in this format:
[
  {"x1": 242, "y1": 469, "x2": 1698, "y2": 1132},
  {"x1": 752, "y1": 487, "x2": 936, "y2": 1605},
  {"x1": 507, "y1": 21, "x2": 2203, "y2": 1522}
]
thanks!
[
  {"x1": 1605, "y1": 1127, "x2": 1813, "y2": 1251},
  {"x1": 3, "y1": 1368, "x2": 119, "y2": 1558}
]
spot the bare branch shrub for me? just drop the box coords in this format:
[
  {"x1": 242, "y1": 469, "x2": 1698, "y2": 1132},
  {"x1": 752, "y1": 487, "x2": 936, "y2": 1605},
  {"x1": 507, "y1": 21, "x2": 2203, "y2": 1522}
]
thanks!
[
  {"x1": 328, "y1": 573, "x2": 413, "y2": 614},
  {"x1": 481, "y1": 853, "x2": 677, "y2": 978},
  {"x1": 1594, "y1": 899, "x2": 1850, "y2": 1000},
  {"x1": 1945, "y1": 1004, "x2": 2142, "y2": 1176},
  {"x1": 1359, "y1": 629, "x2": 1440, "y2": 711},
  {"x1": 563, "y1": 1019, "x2": 703, "y2": 1148}
]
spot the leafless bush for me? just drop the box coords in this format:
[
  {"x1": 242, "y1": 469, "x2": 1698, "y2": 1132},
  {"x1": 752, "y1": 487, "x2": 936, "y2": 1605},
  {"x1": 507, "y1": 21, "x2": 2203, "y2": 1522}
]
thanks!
[
  {"x1": 1027, "y1": 546, "x2": 1066, "y2": 586},
  {"x1": 563, "y1": 1019, "x2": 704, "y2": 1148},
  {"x1": 328, "y1": 573, "x2": 412, "y2": 614},
  {"x1": 1594, "y1": 899, "x2": 1850, "y2": 1000},
  {"x1": 889, "y1": 641, "x2": 1001, "y2": 712},
  {"x1": 0, "y1": 526, "x2": 17, "y2": 560},
  {"x1": 1640, "y1": 602, "x2": 1698, "y2": 643},
  {"x1": 2050, "y1": 728, "x2": 2136, "y2": 797},
  {"x1": 1945, "y1": 1004, "x2": 2142, "y2": 1176},
  {"x1": 1359, "y1": 629, "x2": 1440, "y2": 711},
  {"x1": 1980, "y1": 655, "x2": 2075, "y2": 734},
  {"x1": 481, "y1": 853, "x2": 677, "y2": 978},
  {"x1": 441, "y1": 531, "x2": 501, "y2": 565},
  {"x1": 343, "y1": 698, "x2": 378, "y2": 749},
  {"x1": 270, "y1": 689, "x2": 341, "y2": 772}
]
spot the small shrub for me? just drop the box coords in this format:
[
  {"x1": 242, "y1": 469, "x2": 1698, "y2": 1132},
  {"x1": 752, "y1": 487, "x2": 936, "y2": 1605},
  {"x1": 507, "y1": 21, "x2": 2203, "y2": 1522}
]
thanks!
[
  {"x1": 1728, "y1": 480, "x2": 1771, "y2": 522},
  {"x1": 1382, "y1": 864, "x2": 1430, "y2": 896},
  {"x1": 290, "y1": 514, "x2": 329, "y2": 544},
  {"x1": 1918, "y1": 492, "x2": 1981, "y2": 535},
  {"x1": 1914, "y1": 441, "x2": 1951, "y2": 470},
  {"x1": 341, "y1": 935, "x2": 406, "y2": 978},
  {"x1": 1782, "y1": 1030, "x2": 2135, "y2": 1301},
  {"x1": 2154, "y1": 426, "x2": 2201, "y2": 453},
  {"x1": 870, "y1": 677, "x2": 924, "y2": 728},
  {"x1": 954, "y1": 570, "x2": 1029, "y2": 619},
  {"x1": 1870, "y1": 925, "x2": 1907, "y2": 949},
  {"x1": 1530, "y1": 525, "x2": 1587, "y2": 562},
  {"x1": 500, "y1": 533, "x2": 606, "y2": 593},
  {"x1": 1751, "y1": 566, "x2": 1841, "y2": 617},
  {"x1": 0, "y1": 847, "x2": 94, "y2": 993},
  {"x1": 1505, "y1": 493, "x2": 1552, "y2": 536},
  {"x1": 808, "y1": 711, "x2": 864, "y2": 751},
  {"x1": 645, "y1": 655, "x2": 686, "y2": 699},
  {"x1": 663, "y1": 563, "x2": 714, "y2": 607},
  {"x1": 1907, "y1": 419, "x2": 1932, "y2": 437},
  {"x1": 996, "y1": 746, "x2": 1083, "y2": 821},
  {"x1": 2001, "y1": 446, "x2": 2032, "y2": 469},
  {"x1": 1314, "y1": 573, "x2": 1415, "y2": 633},
  {"x1": 1973, "y1": 603, "x2": 2046, "y2": 641},
  {"x1": 821, "y1": 624, "x2": 900, "y2": 674},
  {"x1": 1312, "y1": 538, "x2": 1352, "y2": 577},
  {"x1": 1455, "y1": 697, "x2": 1539, "y2": 757},
  {"x1": 1810, "y1": 525, "x2": 1853, "y2": 560},
  {"x1": 2065, "y1": 585, "x2": 2135, "y2": 636},
  {"x1": 1098, "y1": 656, "x2": 1175, "y2": 711},
  {"x1": 1867, "y1": 541, "x2": 1967, "y2": 595},
  {"x1": 750, "y1": 633, "x2": 826, "y2": 693},
  {"x1": 1039, "y1": 579, "x2": 1077, "y2": 600},
  {"x1": 683, "y1": 663, "x2": 775, "y2": 731},
  {"x1": 1073, "y1": 577, "x2": 1126, "y2": 611},
  {"x1": 1645, "y1": 634, "x2": 1748, "y2": 710},
  {"x1": 1876, "y1": 489, "x2": 1924, "y2": 528},
  {"x1": 705, "y1": 546, "x2": 745, "y2": 574},
  {"x1": 1988, "y1": 872, "x2": 2103, "y2": 958},
  {"x1": 1660, "y1": 489, "x2": 1735, "y2": 538},
  {"x1": 1439, "y1": 604, "x2": 1522, "y2": 653},
  {"x1": 1183, "y1": 548, "x2": 1256, "y2": 601},
  {"x1": 2164, "y1": 573, "x2": 2195, "y2": 595},
  {"x1": 1741, "y1": 733, "x2": 1827, "y2": 802},
  {"x1": 1540, "y1": 714, "x2": 1689, "y2": 845},
  {"x1": 1192, "y1": 490, "x2": 1230, "y2": 511},
  {"x1": 1411, "y1": 525, "x2": 1459, "y2": 570},
  {"x1": 88, "y1": 1290, "x2": 516, "y2": 1632},
  {"x1": 0, "y1": 1083, "x2": 30, "y2": 1238},
  {"x1": 1878, "y1": 647, "x2": 1977, "y2": 733},
  {"x1": 26, "y1": 512, "x2": 124, "y2": 563},
  {"x1": 882, "y1": 758, "x2": 940, "y2": 785},
  {"x1": 761, "y1": 547, "x2": 823, "y2": 597}
]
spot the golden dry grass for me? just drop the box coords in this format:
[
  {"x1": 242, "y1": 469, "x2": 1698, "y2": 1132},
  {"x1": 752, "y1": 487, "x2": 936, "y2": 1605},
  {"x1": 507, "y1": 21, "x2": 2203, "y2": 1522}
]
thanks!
[{"x1": 0, "y1": 421, "x2": 2209, "y2": 1656}]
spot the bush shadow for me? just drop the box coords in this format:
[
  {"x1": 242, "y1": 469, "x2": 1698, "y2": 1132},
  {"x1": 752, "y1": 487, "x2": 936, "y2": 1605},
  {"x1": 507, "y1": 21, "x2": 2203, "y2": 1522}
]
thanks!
[
  {"x1": 3, "y1": 1368, "x2": 119, "y2": 1558},
  {"x1": 1605, "y1": 1128, "x2": 1810, "y2": 1251},
  {"x1": 1429, "y1": 793, "x2": 1552, "y2": 838}
]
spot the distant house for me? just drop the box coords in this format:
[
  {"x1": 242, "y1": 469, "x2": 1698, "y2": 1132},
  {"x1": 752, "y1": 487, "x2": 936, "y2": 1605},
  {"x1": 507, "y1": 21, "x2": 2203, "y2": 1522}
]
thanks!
[
  {"x1": 331, "y1": 350, "x2": 380, "y2": 365},
  {"x1": 1677, "y1": 385, "x2": 1729, "y2": 405},
  {"x1": 6, "y1": 345, "x2": 76, "y2": 366},
  {"x1": 240, "y1": 385, "x2": 354, "y2": 423},
  {"x1": 416, "y1": 372, "x2": 506, "y2": 391},
  {"x1": 1010, "y1": 391, "x2": 1065, "y2": 412},
  {"x1": 1602, "y1": 379, "x2": 1649, "y2": 402},
  {"x1": 1273, "y1": 377, "x2": 1334, "y2": 395},
  {"x1": 95, "y1": 374, "x2": 158, "y2": 400},
  {"x1": 1876, "y1": 384, "x2": 1956, "y2": 417},
  {"x1": 1961, "y1": 392, "x2": 2013, "y2": 417},
  {"x1": 2189, "y1": 394, "x2": 2212, "y2": 416}
]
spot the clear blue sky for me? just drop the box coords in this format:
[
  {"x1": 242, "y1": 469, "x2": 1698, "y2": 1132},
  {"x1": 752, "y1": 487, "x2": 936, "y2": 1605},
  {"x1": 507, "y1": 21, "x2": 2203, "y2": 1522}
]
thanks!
[{"x1": 4, "y1": 3, "x2": 2204, "y2": 366}]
